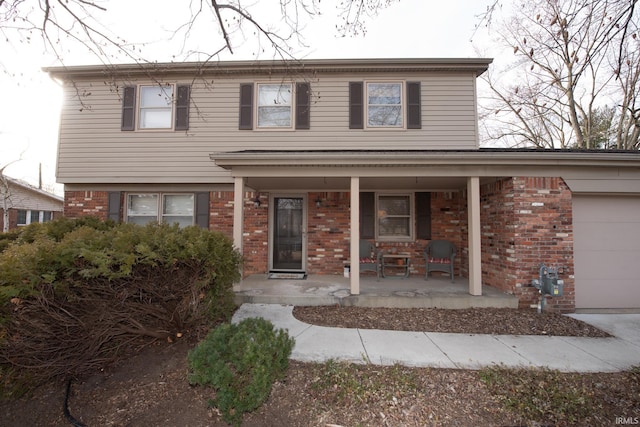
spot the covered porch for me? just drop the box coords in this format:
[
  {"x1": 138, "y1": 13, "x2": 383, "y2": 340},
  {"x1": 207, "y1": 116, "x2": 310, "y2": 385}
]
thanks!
[
  {"x1": 234, "y1": 274, "x2": 518, "y2": 309},
  {"x1": 213, "y1": 150, "x2": 488, "y2": 298}
]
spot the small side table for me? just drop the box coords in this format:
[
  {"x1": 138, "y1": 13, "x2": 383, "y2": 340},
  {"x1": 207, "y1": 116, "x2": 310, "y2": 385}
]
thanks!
[{"x1": 381, "y1": 253, "x2": 411, "y2": 279}]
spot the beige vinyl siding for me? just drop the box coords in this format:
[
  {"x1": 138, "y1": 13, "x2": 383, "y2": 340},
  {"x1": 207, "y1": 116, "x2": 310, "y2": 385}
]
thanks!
[{"x1": 56, "y1": 71, "x2": 479, "y2": 184}]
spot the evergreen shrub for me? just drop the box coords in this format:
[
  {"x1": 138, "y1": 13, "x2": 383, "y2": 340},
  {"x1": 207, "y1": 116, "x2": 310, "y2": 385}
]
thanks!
[{"x1": 188, "y1": 317, "x2": 295, "y2": 426}]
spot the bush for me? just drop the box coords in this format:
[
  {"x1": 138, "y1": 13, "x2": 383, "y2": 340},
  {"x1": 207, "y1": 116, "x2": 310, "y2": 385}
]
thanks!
[
  {"x1": 0, "y1": 229, "x2": 21, "y2": 253},
  {"x1": 0, "y1": 218, "x2": 242, "y2": 396},
  {"x1": 188, "y1": 317, "x2": 295, "y2": 426}
]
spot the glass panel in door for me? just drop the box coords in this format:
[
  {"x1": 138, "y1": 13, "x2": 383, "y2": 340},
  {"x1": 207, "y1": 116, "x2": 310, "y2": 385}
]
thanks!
[{"x1": 272, "y1": 197, "x2": 304, "y2": 271}]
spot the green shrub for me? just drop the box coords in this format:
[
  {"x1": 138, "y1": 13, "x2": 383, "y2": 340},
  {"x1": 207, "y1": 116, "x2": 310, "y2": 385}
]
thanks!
[
  {"x1": 0, "y1": 229, "x2": 21, "y2": 253},
  {"x1": 0, "y1": 218, "x2": 242, "y2": 395},
  {"x1": 188, "y1": 317, "x2": 295, "y2": 426}
]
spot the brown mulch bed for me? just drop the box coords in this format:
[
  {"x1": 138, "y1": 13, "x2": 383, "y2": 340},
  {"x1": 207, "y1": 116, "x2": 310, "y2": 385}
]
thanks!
[
  {"x1": 4, "y1": 306, "x2": 635, "y2": 427},
  {"x1": 292, "y1": 306, "x2": 612, "y2": 337}
]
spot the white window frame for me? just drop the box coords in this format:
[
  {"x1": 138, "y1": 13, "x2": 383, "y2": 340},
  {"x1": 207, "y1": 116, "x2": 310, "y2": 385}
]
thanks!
[
  {"x1": 126, "y1": 193, "x2": 159, "y2": 225},
  {"x1": 126, "y1": 193, "x2": 195, "y2": 227},
  {"x1": 256, "y1": 82, "x2": 294, "y2": 129},
  {"x1": 161, "y1": 193, "x2": 195, "y2": 228},
  {"x1": 16, "y1": 210, "x2": 53, "y2": 226},
  {"x1": 365, "y1": 81, "x2": 405, "y2": 129},
  {"x1": 376, "y1": 193, "x2": 414, "y2": 241},
  {"x1": 138, "y1": 84, "x2": 175, "y2": 130}
]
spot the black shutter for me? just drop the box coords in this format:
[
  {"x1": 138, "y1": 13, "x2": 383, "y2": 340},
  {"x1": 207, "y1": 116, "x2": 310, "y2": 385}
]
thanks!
[
  {"x1": 107, "y1": 192, "x2": 122, "y2": 222},
  {"x1": 349, "y1": 82, "x2": 364, "y2": 129},
  {"x1": 407, "y1": 81, "x2": 421, "y2": 129},
  {"x1": 195, "y1": 192, "x2": 210, "y2": 229},
  {"x1": 239, "y1": 83, "x2": 253, "y2": 130},
  {"x1": 121, "y1": 86, "x2": 136, "y2": 131},
  {"x1": 416, "y1": 192, "x2": 431, "y2": 240},
  {"x1": 175, "y1": 85, "x2": 190, "y2": 130},
  {"x1": 295, "y1": 82, "x2": 310, "y2": 129},
  {"x1": 360, "y1": 192, "x2": 375, "y2": 239}
]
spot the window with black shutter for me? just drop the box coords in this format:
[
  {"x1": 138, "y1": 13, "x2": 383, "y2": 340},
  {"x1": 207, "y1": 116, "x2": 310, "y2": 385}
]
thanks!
[
  {"x1": 349, "y1": 82, "x2": 364, "y2": 129},
  {"x1": 195, "y1": 192, "x2": 210, "y2": 229},
  {"x1": 295, "y1": 82, "x2": 310, "y2": 130},
  {"x1": 407, "y1": 81, "x2": 422, "y2": 129},
  {"x1": 239, "y1": 83, "x2": 253, "y2": 130},
  {"x1": 359, "y1": 192, "x2": 375, "y2": 239},
  {"x1": 121, "y1": 84, "x2": 189, "y2": 131},
  {"x1": 175, "y1": 85, "x2": 191, "y2": 130},
  {"x1": 415, "y1": 192, "x2": 431, "y2": 239},
  {"x1": 351, "y1": 81, "x2": 422, "y2": 130},
  {"x1": 121, "y1": 86, "x2": 136, "y2": 131},
  {"x1": 107, "y1": 192, "x2": 122, "y2": 222}
]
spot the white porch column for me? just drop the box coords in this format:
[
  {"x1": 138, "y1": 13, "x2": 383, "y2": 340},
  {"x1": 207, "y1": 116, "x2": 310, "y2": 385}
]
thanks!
[
  {"x1": 467, "y1": 176, "x2": 482, "y2": 296},
  {"x1": 350, "y1": 176, "x2": 360, "y2": 295},
  {"x1": 233, "y1": 177, "x2": 245, "y2": 254}
]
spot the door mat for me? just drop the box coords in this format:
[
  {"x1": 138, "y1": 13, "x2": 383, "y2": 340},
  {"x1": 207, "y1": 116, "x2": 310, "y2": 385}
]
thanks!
[{"x1": 268, "y1": 272, "x2": 307, "y2": 280}]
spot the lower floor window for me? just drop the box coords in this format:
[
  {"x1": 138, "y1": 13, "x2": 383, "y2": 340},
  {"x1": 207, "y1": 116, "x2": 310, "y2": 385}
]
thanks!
[
  {"x1": 127, "y1": 193, "x2": 194, "y2": 227},
  {"x1": 377, "y1": 194, "x2": 413, "y2": 240},
  {"x1": 17, "y1": 210, "x2": 54, "y2": 226}
]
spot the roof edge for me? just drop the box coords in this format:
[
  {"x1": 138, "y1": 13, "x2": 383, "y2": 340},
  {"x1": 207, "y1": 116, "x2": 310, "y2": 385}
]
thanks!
[
  {"x1": 211, "y1": 149, "x2": 640, "y2": 169},
  {"x1": 43, "y1": 58, "x2": 493, "y2": 79}
]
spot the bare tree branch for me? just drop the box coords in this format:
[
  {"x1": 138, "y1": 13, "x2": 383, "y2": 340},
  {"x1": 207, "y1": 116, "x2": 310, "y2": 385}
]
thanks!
[{"x1": 481, "y1": 0, "x2": 640, "y2": 150}]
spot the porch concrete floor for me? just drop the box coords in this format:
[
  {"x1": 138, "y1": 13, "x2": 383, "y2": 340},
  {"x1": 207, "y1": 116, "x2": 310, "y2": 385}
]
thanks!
[{"x1": 234, "y1": 273, "x2": 519, "y2": 309}]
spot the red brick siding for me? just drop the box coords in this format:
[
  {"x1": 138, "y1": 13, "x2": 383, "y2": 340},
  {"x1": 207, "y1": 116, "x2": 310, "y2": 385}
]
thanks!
[
  {"x1": 480, "y1": 177, "x2": 575, "y2": 313},
  {"x1": 307, "y1": 192, "x2": 351, "y2": 275},
  {"x1": 64, "y1": 191, "x2": 110, "y2": 220},
  {"x1": 241, "y1": 192, "x2": 269, "y2": 275}
]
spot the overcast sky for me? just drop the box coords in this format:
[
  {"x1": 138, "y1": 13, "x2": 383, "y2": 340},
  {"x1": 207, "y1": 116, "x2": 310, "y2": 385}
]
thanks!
[{"x1": 0, "y1": 0, "x2": 500, "y2": 194}]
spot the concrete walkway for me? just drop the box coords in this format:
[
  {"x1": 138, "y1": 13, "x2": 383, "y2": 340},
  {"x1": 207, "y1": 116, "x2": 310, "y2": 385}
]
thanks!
[{"x1": 232, "y1": 304, "x2": 640, "y2": 373}]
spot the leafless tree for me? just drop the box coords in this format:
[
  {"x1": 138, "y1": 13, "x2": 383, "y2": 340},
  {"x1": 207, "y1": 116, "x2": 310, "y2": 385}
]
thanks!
[
  {"x1": 0, "y1": 0, "x2": 399, "y2": 67},
  {"x1": 479, "y1": 0, "x2": 639, "y2": 150}
]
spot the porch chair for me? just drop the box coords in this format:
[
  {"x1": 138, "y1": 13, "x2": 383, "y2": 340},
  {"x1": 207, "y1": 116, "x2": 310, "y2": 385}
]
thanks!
[
  {"x1": 424, "y1": 240, "x2": 456, "y2": 282},
  {"x1": 359, "y1": 240, "x2": 382, "y2": 281}
]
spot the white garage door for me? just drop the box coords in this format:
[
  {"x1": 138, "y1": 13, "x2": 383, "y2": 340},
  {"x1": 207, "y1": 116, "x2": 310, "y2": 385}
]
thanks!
[{"x1": 573, "y1": 195, "x2": 640, "y2": 310}]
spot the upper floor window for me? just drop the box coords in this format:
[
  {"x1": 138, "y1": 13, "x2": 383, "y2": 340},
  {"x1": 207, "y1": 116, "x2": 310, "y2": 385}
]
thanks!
[
  {"x1": 139, "y1": 85, "x2": 174, "y2": 129},
  {"x1": 349, "y1": 81, "x2": 421, "y2": 130},
  {"x1": 122, "y1": 84, "x2": 190, "y2": 132},
  {"x1": 367, "y1": 82, "x2": 403, "y2": 128},
  {"x1": 257, "y1": 83, "x2": 292, "y2": 128},
  {"x1": 239, "y1": 82, "x2": 310, "y2": 130}
]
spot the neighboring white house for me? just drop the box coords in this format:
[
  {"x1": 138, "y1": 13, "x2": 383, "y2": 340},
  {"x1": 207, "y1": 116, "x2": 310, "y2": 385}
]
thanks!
[{"x1": 0, "y1": 175, "x2": 64, "y2": 231}]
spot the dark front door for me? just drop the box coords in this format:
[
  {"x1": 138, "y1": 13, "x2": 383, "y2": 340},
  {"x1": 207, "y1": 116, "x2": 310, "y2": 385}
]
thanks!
[{"x1": 271, "y1": 196, "x2": 305, "y2": 271}]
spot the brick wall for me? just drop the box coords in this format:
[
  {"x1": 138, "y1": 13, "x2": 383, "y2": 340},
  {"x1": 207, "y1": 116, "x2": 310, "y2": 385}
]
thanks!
[
  {"x1": 64, "y1": 191, "x2": 110, "y2": 220},
  {"x1": 62, "y1": 185, "x2": 576, "y2": 311},
  {"x1": 480, "y1": 177, "x2": 575, "y2": 313},
  {"x1": 240, "y1": 192, "x2": 269, "y2": 275},
  {"x1": 307, "y1": 192, "x2": 351, "y2": 275}
]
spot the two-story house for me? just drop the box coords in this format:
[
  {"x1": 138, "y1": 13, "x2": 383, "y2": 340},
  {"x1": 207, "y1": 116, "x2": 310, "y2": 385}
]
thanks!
[{"x1": 45, "y1": 58, "x2": 640, "y2": 313}]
